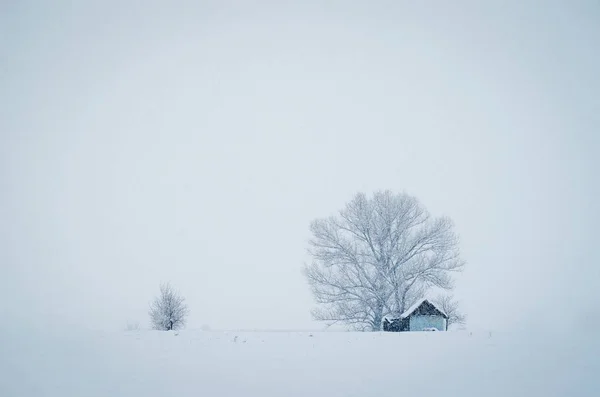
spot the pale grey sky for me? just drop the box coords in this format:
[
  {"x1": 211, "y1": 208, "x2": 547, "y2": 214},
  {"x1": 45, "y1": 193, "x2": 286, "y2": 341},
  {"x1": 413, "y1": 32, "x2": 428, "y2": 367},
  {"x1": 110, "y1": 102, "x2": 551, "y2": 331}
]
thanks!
[{"x1": 1, "y1": 1, "x2": 598, "y2": 332}]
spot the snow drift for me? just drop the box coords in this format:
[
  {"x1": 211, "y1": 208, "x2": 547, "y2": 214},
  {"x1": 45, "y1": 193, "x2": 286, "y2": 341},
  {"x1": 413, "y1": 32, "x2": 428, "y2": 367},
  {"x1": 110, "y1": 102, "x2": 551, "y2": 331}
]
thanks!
[{"x1": 0, "y1": 328, "x2": 597, "y2": 396}]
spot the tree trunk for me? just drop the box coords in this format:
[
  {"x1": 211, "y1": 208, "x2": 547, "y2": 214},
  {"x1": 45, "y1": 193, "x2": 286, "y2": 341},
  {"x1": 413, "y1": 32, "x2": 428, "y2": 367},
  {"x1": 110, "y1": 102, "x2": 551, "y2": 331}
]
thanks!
[{"x1": 372, "y1": 304, "x2": 384, "y2": 331}]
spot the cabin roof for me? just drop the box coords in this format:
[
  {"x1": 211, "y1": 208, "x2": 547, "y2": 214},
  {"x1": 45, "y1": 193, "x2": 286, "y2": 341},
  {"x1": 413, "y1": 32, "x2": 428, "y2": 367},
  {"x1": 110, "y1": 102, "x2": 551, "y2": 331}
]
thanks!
[
  {"x1": 400, "y1": 299, "x2": 448, "y2": 319},
  {"x1": 383, "y1": 299, "x2": 449, "y2": 323}
]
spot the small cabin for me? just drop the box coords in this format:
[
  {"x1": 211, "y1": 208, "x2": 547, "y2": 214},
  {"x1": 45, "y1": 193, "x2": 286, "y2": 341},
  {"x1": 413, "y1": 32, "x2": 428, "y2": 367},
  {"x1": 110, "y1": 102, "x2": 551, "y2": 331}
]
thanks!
[{"x1": 383, "y1": 299, "x2": 448, "y2": 332}]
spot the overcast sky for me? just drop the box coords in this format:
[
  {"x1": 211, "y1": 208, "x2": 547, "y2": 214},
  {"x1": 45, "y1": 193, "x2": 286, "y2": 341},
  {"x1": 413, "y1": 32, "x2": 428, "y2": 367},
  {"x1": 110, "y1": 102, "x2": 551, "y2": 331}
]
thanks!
[{"x1": 1, "y1": 1, "x2": 598, "y2": 332}]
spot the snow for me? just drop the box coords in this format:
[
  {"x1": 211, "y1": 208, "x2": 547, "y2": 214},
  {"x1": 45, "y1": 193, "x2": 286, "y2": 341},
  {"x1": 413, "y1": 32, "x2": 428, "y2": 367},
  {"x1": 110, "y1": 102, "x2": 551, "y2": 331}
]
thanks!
[
  {"x1": 400, "y1": 298, "x2": 447, "y2": 319},
  {"x1": 0, "y1": 328, "x2": 597, "y2": 396}
]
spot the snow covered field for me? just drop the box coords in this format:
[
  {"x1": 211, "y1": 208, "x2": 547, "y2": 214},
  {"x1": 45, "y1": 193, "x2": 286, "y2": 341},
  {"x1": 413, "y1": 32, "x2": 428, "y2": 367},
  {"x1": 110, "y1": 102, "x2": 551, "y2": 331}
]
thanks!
[{"x1": 1, "y1": 328, "x2": 597, "y2": 396}]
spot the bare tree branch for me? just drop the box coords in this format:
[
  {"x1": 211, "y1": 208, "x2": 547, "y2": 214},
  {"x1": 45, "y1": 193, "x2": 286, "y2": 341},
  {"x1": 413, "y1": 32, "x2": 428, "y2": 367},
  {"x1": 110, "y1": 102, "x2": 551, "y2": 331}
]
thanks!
[{"x1": 434, "y1": 294, "x2": 466, "y2": 328}]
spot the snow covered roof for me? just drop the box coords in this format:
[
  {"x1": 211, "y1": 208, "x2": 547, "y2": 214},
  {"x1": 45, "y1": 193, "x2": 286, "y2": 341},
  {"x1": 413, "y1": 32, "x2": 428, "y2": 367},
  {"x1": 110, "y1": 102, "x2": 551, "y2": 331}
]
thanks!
[{"x1": 400, "y1": 298, "x2": 447, "y2": 319}]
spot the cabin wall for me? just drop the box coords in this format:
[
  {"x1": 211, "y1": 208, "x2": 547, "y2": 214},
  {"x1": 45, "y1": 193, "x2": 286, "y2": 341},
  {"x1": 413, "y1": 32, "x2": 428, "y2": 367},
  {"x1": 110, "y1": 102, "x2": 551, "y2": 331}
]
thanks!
[
  {"x1": 409, "y1": 315, "x2": 446, "y2": 331},
  {"x1": 383, "y1": 317, "x2": 409, "y2": 332}
]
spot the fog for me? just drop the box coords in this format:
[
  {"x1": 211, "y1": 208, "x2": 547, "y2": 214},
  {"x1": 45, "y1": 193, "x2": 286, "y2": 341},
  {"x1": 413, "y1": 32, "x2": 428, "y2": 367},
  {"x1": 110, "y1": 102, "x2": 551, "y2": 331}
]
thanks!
[{"x1": 1, "y1": 1, "x2": 598, "y2": 332}]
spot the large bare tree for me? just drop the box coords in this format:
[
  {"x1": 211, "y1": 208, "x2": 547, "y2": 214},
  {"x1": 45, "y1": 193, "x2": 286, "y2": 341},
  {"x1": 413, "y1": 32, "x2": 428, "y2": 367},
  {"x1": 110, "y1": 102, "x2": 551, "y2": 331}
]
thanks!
[
  {"x1": 149, "y1": 282, "x2": 189, "y2": 331},
  {"x1": 304, "y1": 191, "x2": 464, "y2": 331}
]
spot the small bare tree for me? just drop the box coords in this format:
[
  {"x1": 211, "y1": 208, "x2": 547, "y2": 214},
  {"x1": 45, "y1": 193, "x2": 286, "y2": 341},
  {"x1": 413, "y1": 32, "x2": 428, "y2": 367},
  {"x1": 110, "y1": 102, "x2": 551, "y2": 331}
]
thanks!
[
  {"x1": 304, "y1": 191, "x2": 464, "y2": 331},
  {"x1": 125, "y1": 321, "x2": 141, "y2": 331},
  {"x1": 434, "y1": 294, "x2": 466, "y2": 329},
  {"x1": 149, "y1": 283, "x2": 189, "y2": 331}
]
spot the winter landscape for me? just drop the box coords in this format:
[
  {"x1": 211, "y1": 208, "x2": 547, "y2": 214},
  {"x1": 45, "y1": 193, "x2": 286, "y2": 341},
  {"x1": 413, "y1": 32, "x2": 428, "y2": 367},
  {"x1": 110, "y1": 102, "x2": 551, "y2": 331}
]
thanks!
[{"x1": 2, "y1": 1, "x2": 599, "y2": 396}]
